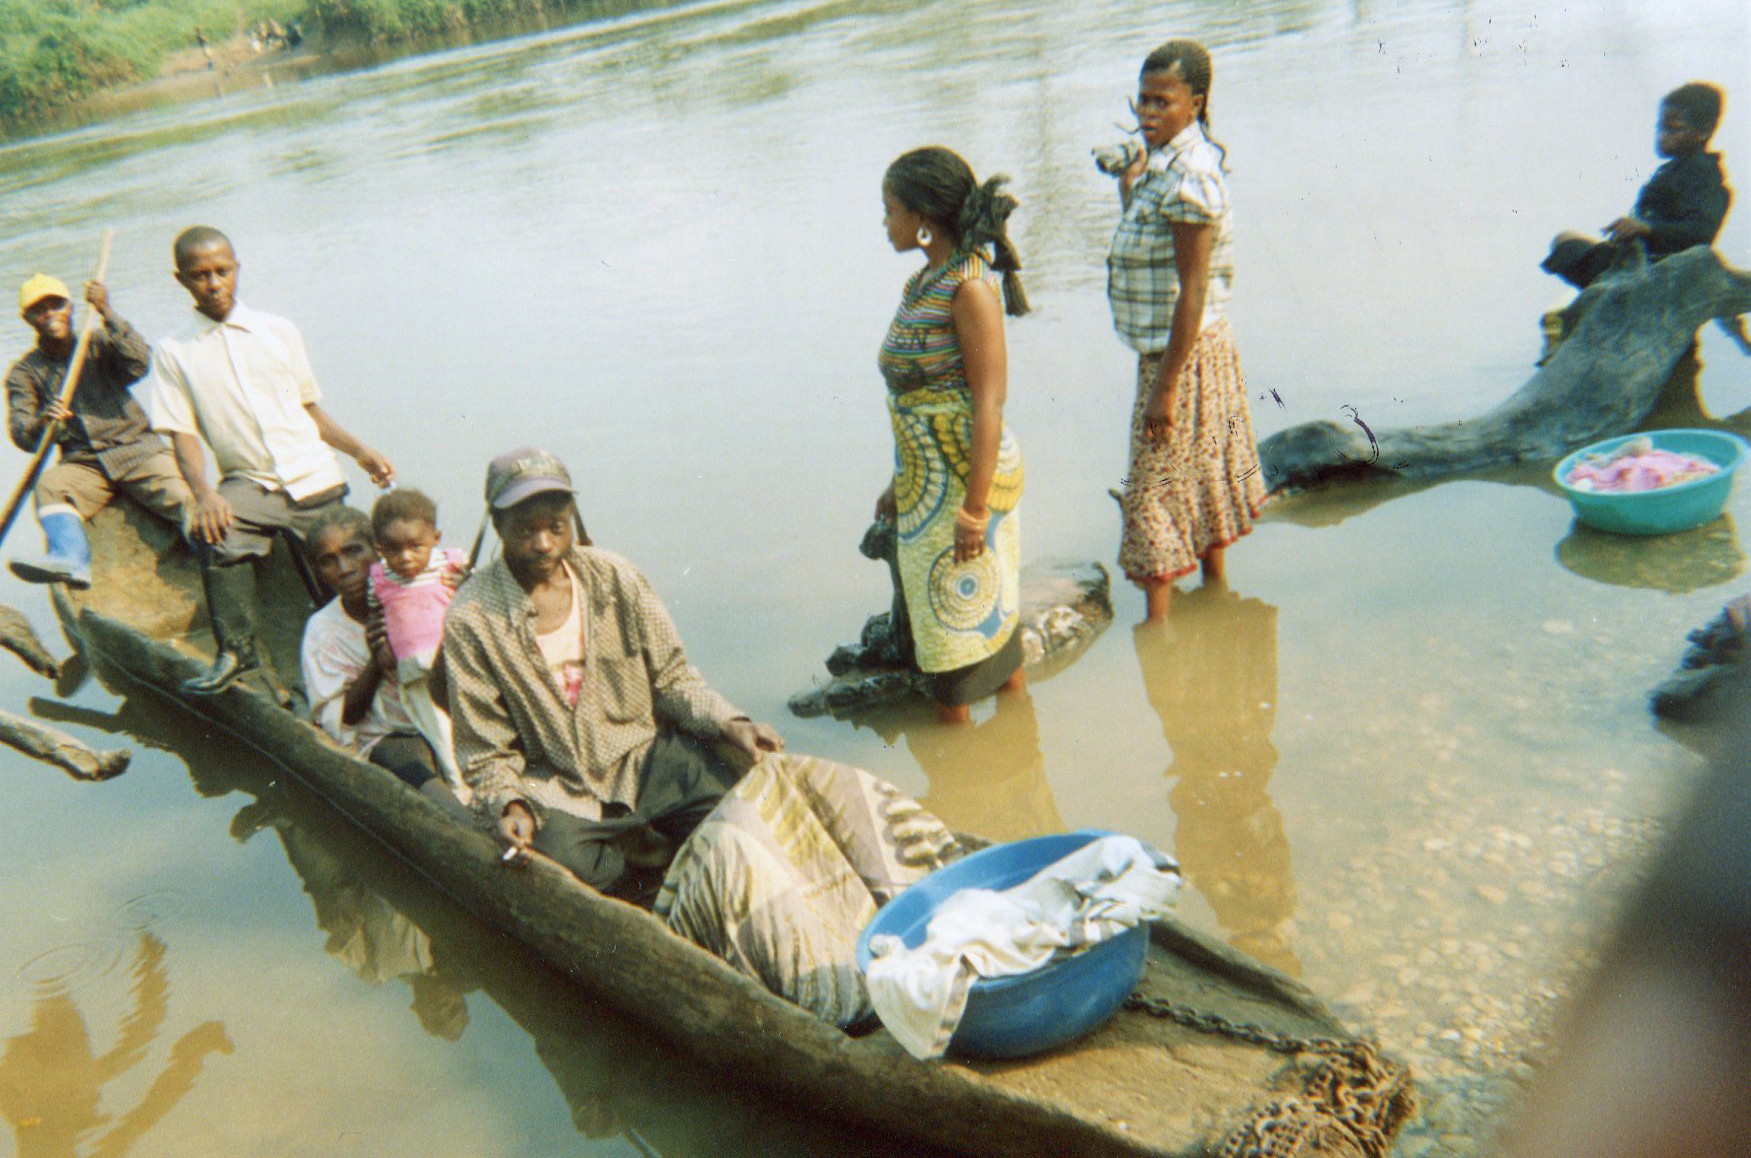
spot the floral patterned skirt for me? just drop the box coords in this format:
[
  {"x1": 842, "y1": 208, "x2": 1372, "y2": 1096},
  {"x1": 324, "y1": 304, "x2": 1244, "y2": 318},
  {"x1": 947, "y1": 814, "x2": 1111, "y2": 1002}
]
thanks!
[{"x1": 1119, "y1": 320, "x2": 1265, "y2": 584}]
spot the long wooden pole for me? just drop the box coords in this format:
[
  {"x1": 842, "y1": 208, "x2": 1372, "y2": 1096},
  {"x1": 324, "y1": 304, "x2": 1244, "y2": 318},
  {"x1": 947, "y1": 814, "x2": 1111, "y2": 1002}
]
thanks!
[{"x1": 0, "y1": 229, "x2": 116, "y2": 549}]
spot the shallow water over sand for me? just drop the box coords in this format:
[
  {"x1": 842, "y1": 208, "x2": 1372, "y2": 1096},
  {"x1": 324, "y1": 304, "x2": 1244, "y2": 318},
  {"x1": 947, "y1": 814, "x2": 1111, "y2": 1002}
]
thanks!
[{"x1": 1, "y1": 1, "x2": 1749, "y2": 1154}]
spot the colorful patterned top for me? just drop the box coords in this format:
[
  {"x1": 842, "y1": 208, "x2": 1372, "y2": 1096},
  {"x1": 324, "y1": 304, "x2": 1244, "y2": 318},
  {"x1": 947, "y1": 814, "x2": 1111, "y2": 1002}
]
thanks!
[
  {"x1": 880, "y1": 251, "x2": 989, "y2": 397},
  {"x1": 1107, "y1": 121, "x2": 1235, "y2": 353},
  {"x1": 877, "y1": 251, "x2": 1024, "y2": 676}
]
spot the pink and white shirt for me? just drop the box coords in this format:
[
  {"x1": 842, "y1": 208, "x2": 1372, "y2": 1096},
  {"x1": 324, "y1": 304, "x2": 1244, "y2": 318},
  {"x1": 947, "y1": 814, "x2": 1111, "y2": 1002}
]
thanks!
[{"x1": 370, "y1": 547, "x2": 465, "y2": 675}]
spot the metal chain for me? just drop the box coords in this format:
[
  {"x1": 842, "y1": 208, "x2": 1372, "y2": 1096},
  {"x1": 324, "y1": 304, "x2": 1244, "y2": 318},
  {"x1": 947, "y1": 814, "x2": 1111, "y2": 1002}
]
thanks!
[
  {"x1": 1123, "y1": 991, "x2": 1416, "y2": 1158},
  {"x1": 1122, "y1": 992, "x2": 1354, "y2": 1057}
]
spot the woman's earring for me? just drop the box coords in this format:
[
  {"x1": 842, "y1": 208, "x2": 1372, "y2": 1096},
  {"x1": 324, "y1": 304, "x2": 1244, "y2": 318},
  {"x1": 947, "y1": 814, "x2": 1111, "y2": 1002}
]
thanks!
[{"x1": 917, "y1": 224, "x2": 932, "y2": 247}]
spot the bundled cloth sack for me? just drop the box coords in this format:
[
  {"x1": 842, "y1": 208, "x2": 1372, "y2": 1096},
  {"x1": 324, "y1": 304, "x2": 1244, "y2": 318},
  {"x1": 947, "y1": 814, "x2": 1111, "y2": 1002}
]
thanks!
[{"x1": 864, "y1": 834, "x2": 1182, "y2": 1059}]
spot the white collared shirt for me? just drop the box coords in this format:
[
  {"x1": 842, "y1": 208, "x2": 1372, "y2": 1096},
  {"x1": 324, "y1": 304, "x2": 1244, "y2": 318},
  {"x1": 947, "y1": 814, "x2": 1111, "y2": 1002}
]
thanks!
[{"x1": 146, "y1": 302, "x2": 345, "y2": 500}]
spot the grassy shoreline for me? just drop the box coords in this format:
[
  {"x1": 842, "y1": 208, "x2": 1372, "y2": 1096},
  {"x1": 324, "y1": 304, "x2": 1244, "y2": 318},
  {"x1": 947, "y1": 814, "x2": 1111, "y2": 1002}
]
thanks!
[{"x1": 0, "y1": 0, "x2": 605, "y2": 126}]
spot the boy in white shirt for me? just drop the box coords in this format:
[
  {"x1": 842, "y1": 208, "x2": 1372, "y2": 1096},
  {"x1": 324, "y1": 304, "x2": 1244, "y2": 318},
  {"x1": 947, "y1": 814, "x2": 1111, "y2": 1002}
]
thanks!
[{"x1": 147, "y1": 226, "x2": 395, "y2": 696}]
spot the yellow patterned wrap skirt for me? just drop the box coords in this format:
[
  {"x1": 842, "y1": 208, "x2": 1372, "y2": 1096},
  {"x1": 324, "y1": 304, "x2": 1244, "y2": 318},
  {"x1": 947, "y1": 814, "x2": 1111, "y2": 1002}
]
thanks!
[{"x1": 888, "y1": 388, "x2": 1024, "y2": 674}]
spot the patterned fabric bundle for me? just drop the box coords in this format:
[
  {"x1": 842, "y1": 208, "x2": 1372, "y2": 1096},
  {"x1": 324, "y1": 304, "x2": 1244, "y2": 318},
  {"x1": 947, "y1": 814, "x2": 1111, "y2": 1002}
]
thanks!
[
  {"x1": 656, "y1": 753, "x2": 960, "y2": 1027},
  {"x1": 879, "y1": 250, "x2": 1024, "y2": 674},
  {"x1": 1564, "y1": 439, "x2": 1720, "y2": 493}
]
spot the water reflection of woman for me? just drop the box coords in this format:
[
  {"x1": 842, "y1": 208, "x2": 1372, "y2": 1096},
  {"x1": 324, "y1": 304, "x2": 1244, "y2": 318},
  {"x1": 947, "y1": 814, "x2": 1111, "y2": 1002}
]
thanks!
[
  {"x1": 1134, "y1": 583, "x2": 1300, "y2": 975},
  {"x1": 876, "y1": 146, "x2": 1031, "y2": 724},
  {"x1": 1108, "y1": 40, "x2": 1265, "y2": 621},
  {"x1": 871, "y1": 689, "x2": 1063, "y2": 843}
]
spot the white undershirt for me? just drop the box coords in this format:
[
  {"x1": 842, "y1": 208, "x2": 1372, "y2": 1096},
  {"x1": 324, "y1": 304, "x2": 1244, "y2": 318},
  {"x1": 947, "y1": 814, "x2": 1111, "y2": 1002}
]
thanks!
[{"x1": 534, "y1": 562, "x2": 586, "y2": 706}]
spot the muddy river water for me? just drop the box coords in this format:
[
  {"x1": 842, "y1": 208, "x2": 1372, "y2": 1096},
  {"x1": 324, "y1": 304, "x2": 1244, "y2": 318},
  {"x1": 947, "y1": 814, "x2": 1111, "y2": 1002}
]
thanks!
[{"x1": 1, "y1": 1, "x2": 1748, "y2": 1154}]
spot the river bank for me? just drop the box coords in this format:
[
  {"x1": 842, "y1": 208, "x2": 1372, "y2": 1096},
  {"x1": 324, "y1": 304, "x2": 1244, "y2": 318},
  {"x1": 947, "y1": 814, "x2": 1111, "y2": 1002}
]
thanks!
[{"x1": 2, "y1": 0, "x2": 693, "y2": 133}]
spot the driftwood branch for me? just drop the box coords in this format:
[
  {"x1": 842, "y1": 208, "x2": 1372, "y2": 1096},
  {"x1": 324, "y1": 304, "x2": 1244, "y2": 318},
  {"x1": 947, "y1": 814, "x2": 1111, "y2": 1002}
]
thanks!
[
  {"x1": 0, "y1": 708, "x2": 130, "y2": 780},
  {"x1": 0, "y1": 603, "x2": 60, "y2": 677},
  {"x1": 1259, "y1": 247, "x2": 1751, "y2": 490}
]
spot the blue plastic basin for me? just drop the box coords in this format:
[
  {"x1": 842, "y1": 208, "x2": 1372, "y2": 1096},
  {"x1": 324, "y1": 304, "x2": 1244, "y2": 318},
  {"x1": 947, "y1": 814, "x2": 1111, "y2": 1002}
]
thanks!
[
  {"x1": 856, "y1": 830, "x2": 1150, "y2": 1059},
  {"x1": 1553, "y1": 429, "x2": 1749, "y2": 536}
]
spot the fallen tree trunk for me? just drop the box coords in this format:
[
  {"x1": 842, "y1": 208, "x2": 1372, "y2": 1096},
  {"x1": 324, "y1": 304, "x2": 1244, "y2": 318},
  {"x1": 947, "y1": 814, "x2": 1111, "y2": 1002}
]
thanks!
[
  {"x1": 0, "y1": 707, "x2": 129, "y2": 780},
  {"x1": 1259, "y1": 247, "x2": 1751, "y2": 490}
]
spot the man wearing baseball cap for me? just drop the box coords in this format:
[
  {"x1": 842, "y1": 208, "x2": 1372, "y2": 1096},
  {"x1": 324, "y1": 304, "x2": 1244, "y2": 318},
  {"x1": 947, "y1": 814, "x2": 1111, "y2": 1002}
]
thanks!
[
  {"x1": 441, "y1": 446, "x2": 783, "y2": 900},
  {"x1": 445, "y1": 449, "x2": 975, "y2": 1029},
  {"x1": 5, "y1": 274, "x2": 192, "y2": 587}
]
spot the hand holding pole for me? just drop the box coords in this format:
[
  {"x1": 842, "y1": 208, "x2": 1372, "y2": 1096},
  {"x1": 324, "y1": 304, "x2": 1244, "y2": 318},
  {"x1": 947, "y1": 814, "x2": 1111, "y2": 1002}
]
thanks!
[{"x1": 0, "y1": 230, "x2": 116, "y2": 548}]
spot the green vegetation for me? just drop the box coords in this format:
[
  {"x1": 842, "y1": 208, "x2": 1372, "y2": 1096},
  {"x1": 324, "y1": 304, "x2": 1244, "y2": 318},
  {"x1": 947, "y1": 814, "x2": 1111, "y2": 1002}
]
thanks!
[
  {"x1": 0, "y1": 0, "x2": 653, "y2": 125},
  {"x1": 0, "y1": 0, "x2": 303, "y2": 122},
  {"x1": 306, "y1": 0, "x2": 554, "y2": 43}
]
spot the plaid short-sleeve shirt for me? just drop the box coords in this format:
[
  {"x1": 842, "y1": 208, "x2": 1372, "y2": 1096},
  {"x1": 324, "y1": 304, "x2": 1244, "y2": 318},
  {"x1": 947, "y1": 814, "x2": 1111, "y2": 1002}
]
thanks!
[{"x1": 1106, "y1": 122, "x2": 1235, "y2": 354}]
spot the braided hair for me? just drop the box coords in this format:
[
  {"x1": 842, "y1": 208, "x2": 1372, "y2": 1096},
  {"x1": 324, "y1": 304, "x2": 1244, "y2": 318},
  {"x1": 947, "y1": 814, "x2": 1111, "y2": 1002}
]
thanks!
[
  {"x1": 883, "y1": 146, "x2": 1030, "y2": 316},
  {"x1": 1141, "y1": 39, "x2": 1228, "y2": 171}
]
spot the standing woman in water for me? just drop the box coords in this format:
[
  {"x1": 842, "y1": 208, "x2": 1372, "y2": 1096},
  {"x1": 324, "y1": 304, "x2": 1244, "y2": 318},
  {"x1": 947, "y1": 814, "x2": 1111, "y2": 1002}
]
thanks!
[
  {"x1": 1108, "y1": 40, "x2": 1265, "y2": 621},
  {"x1": 877, "y1": 146, "x2": 1029, "y2": 725}
]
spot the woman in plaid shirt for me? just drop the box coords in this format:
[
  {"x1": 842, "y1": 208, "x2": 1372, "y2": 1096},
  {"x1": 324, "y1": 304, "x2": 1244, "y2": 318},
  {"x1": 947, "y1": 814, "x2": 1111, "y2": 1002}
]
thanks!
[{"x1": 1107, "y1": 40, "x2": 1265, "y2": 621}]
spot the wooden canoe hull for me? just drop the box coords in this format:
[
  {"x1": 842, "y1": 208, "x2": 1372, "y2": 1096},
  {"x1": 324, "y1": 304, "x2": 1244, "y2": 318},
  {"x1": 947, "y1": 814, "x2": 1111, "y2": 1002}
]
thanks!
[{"x1": 55, "y1": 503, "x2": 1388, "y2": 1158}]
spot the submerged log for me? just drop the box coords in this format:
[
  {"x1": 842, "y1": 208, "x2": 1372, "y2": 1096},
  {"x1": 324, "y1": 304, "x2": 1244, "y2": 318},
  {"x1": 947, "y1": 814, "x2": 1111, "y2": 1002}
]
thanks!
[
  {"x1": 790, "y1": 533, "x2": 1114, "y2": 720},
  {"x1": 1259, "y1": 247, "x2": 1751, "y2": 490},
  {"x1": 0, "y1": 603, "x2": 60, "y2": 678},
  {"x1": 0, "y1": 707, "x2": 129, "y2": 780}
]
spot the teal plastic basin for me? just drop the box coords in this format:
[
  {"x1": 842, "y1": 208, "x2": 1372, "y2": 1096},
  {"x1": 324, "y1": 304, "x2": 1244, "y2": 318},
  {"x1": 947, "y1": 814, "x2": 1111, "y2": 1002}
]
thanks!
[
  {"x1": 1553, "y1": 429, "x2": 1749, "y2": 536},
  {"x1": 856, "y1": 830, "x2": 1149, "y2": 1059}
]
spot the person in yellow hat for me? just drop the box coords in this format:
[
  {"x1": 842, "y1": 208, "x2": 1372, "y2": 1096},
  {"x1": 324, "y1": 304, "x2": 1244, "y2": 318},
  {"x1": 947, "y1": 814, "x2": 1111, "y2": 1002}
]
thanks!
[{"x1": 4, "y1": 274, "x2": 192, "y2": 587}]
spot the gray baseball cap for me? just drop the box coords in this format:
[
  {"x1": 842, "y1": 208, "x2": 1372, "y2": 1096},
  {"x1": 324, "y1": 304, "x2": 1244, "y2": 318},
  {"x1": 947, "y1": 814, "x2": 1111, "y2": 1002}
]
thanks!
[{"x1": 484, "y1": 446, "x2": 574, "y2": 511}]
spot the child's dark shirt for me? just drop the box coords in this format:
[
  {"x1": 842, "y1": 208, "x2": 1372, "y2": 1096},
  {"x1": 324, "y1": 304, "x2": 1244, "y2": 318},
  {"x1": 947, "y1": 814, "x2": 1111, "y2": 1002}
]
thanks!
[{"x1": 1634, "y1": 151, "x2": 1731, "y2": 258}]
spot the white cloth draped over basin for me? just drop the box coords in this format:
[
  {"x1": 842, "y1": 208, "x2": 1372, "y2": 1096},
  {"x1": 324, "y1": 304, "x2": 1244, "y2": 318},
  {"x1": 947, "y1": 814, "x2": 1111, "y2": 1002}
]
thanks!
[{"x1": 865, "y1": 835, "x2": 1183, "y2": 1059}]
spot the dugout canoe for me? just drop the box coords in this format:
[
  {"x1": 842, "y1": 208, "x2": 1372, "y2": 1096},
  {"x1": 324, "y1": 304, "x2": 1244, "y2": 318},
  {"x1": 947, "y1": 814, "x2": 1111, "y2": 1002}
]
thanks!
[{"x1": 52, "y1": 502, "x2": 1413, "y2": 1158}]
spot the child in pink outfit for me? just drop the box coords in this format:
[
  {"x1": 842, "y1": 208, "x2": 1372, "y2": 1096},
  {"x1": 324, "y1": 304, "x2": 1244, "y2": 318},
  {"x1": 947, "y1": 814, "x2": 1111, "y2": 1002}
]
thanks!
[{"x1": 370, "y1": 488, "x2": 469, "y2": 802}]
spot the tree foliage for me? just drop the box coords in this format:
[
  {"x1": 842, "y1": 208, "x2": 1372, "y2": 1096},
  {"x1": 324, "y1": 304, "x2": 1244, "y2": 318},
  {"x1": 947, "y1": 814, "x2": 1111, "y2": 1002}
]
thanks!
[
  {"x1": 1, "y1": 0, "x2": 302, "y2": 122},
  {"x1": 0, "y1": 0, "x2": 652, "y2": 124},
  {"x1": 305, "y1": 0, "x2": 553, "y2": 42}
]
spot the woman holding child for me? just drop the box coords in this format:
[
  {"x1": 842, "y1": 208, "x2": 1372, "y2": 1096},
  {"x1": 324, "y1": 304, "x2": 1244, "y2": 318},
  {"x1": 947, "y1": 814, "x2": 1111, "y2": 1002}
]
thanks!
[
  {"x1": 877, "y1": 146, "x2": 1030, "y2": 724},
  {"x1": 1107, "y1": 40, "x2": 1265, "y2": 621},
  {"x1": 300, "y1": 504, "x2": 467, "y2": 817}
]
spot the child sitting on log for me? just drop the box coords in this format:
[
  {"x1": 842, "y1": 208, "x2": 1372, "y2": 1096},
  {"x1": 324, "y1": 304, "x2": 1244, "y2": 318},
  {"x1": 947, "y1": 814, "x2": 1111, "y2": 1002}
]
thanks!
[{"x1": 1540, "y1": 82, "x2": 1745, "y2": 359}]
